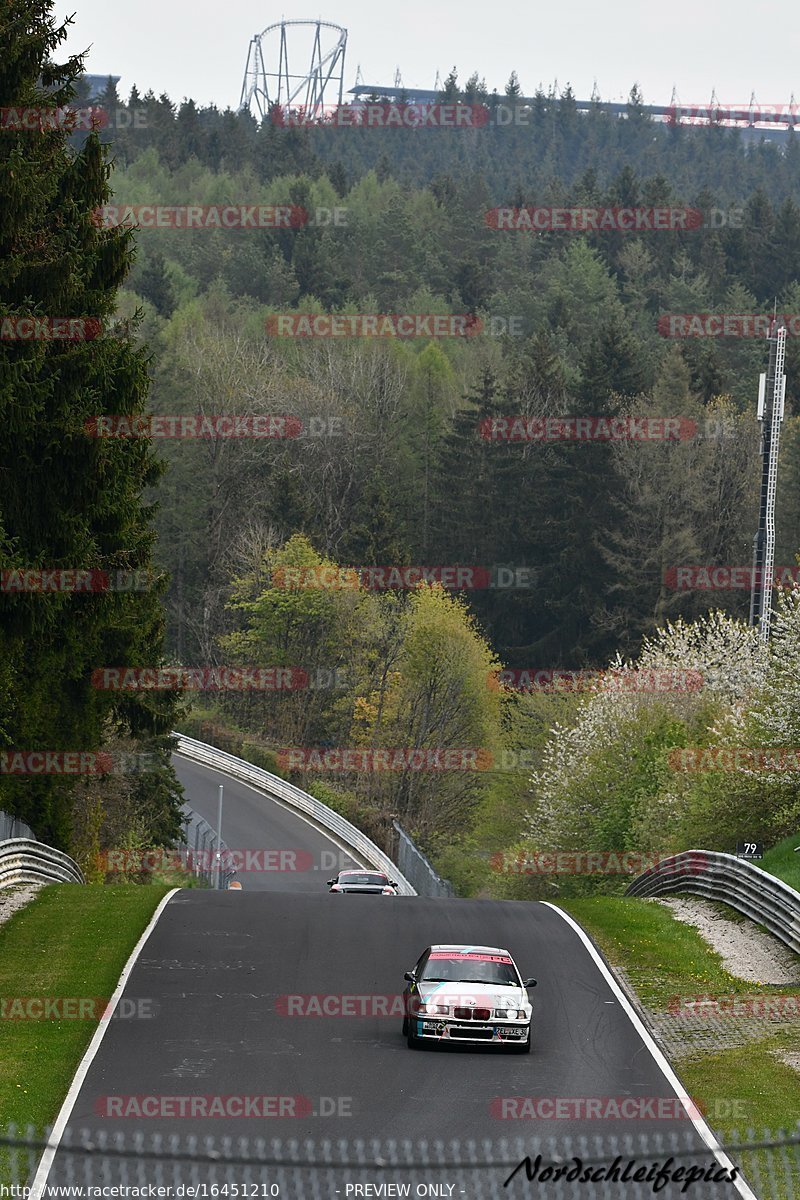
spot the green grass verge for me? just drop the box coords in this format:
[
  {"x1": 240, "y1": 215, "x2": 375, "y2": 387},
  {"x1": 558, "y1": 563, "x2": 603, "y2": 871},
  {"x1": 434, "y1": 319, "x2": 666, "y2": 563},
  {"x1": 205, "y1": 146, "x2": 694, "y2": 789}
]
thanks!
[
  {"x1": 558, "y1": 897, "x2": 800, "y2": 1147},
  {"x1": 0, "y1": 884, "x2": 171, "y2": 1136},
  {"x1": 759, "y1": 834, "x2": 800, "y2": 893},
  {"x1": 680, "y1": 1041, "x2": 800, "y2": 1137},
  {"x1": 680, "y1": 1040, "x2": 800, "y2": 1199},
  {"x1": 558, "y1": 897, "x2": 778, "y2": 1009}
]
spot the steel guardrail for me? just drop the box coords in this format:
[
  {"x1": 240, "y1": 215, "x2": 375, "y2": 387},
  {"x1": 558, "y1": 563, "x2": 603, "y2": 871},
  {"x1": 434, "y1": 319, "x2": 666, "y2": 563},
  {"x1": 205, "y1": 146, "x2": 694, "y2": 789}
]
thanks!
[
  {"x1": 171, "y1": 733, "x2": 417, "y2": 895},
  {"x1": 0, "y1": 811, "x2": 34, "y2": 842},
  {"x1": 392, "y1": 819, "x2": 454, "y2": 897},
  {"x1": 0, "y1": 838, "x2": 85, "y2": 888},
  {"x1": 625, "y1": 849, "x2": 800, "y2": 954}
]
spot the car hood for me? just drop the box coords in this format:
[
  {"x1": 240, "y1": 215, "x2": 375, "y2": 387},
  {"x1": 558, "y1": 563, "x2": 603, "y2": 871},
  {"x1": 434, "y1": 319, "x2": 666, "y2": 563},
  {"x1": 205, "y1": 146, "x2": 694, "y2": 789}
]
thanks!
[{"x1": 417, "y1": 980, "x2": 528, "y2": 1006}]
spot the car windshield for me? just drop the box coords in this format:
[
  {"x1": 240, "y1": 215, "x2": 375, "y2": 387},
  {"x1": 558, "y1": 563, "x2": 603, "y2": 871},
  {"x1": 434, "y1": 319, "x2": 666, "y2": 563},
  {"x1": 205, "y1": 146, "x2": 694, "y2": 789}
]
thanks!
[
  {"x1": 421, "y1": 953, "x2": 520, "y2": 987},
  {"x1": 339, "y1": 873, "x2": 387, "y2": 886}
]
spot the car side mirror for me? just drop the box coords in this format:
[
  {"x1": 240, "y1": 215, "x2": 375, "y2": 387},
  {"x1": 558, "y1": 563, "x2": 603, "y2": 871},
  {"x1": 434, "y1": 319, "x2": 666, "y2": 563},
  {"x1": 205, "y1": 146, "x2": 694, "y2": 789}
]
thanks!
[
  {"x1": 326, "y1": 879, "x2": 336, "y2": 886},
  {"x1": 523, "y1": 978, "x2": 537, "y2": 988},
  {"x1": 403, "y1": 971, "x2": 416, "y2": 983},
  {"x1": 390, "y1": 881, "x2": 398, "y2": 888}
]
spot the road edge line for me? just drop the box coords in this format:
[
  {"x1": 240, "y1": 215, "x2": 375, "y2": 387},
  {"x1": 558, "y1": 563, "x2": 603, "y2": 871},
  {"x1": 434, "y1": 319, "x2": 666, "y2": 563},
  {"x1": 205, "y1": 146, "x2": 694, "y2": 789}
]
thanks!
[
  {"x1": 542, "y1": 901, "x2": 757, "y2": 1200},
  {"x1": 29, "y1": 887, "x2": 180, "y2": 1198}
]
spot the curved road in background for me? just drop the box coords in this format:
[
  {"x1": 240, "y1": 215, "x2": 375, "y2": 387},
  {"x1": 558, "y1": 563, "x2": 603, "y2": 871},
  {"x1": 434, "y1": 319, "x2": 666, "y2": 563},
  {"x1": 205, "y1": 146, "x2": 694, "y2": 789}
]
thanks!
[
  {"x1": 35, "y1": 754, "x2": 751, "y2": 1199},
  {"x1": 173, "y1": 753, "x2": 359, "y2": 890}
]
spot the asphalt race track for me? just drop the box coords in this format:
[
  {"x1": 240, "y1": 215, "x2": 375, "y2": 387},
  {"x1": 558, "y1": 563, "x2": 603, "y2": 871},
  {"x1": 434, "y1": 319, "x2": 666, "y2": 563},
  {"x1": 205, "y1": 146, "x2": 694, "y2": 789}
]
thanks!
[
  {"x1": 173, "y1": 753, "x2": 360, "y2": 890},
  {"x1": 34, "y1": 757, "x2": 751, "y2": 1200}
]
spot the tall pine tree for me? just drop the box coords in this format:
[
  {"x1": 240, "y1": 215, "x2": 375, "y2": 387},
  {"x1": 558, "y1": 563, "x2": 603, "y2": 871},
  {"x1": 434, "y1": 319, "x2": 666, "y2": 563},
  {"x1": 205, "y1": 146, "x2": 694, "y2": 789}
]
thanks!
[{"x1": 0, "y1": 0, "x2": 183, "y2": 846}]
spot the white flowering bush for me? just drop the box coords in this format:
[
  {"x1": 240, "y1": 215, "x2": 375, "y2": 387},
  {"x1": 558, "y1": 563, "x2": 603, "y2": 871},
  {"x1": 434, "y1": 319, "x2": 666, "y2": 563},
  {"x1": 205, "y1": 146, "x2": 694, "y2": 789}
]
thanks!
[
  {"x1": 661, "y1": 587, "x2": 800, "y2": 848},
  {"x1": 749, "y1": 585, "x2": 800, "y2": 755},
  {"x1": 524, "y1": 612, "x2": 768, "y2": 885}
]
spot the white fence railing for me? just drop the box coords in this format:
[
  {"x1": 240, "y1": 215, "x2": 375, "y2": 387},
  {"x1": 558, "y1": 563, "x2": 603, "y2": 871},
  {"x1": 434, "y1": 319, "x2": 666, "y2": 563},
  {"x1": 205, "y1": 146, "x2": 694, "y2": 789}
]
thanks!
[
  {"x1": 171, "y1": 734, "x2": 416, "y2": 895},
  {"x1": 625, "y1": 850, "x2": 800, "y2": 954},
  {"x1": 0, "y1": 838, "x2": 85, "y2": 888}
]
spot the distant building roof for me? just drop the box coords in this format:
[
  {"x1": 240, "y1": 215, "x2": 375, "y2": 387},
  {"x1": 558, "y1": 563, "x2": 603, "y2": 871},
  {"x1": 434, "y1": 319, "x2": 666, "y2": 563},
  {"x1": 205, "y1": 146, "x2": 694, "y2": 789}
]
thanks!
[
  {"x1": 347, "y1": 83, "x2": 795, "y2": 139},
  {"x1": 82, "y1": 74, "x2": 121, "y2": 97}
]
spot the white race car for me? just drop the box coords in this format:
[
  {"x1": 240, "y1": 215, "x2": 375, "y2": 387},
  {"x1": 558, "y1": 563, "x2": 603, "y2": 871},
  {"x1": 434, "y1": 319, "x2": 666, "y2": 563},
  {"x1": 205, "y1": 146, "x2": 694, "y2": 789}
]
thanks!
[
  {"x1": 402, "y1": 943, "x2": 536, "y2": 1052},
  {"x1": 327, "y1": 870, "x2": 399, "y2": 894}
]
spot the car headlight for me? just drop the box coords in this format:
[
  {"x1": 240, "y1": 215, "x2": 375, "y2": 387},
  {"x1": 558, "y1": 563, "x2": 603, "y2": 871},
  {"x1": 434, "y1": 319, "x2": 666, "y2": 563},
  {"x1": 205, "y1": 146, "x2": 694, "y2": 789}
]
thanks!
[
  {"x1": 494, "y1": 1006, "x2": 528, "y2": 1019},
  {"x1": 418, "y1": 1002, "x2": 449, "y2": 1015}
]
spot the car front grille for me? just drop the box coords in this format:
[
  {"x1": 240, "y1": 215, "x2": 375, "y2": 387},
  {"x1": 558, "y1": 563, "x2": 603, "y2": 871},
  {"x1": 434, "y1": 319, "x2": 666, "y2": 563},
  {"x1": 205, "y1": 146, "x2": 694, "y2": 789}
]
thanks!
[
  {"x1": 453, "y1": 1007, "x2": 491, "y2": 1021},
  {"x1": 449, "y1": 1025, "x2": 494, "y2": 1039}
]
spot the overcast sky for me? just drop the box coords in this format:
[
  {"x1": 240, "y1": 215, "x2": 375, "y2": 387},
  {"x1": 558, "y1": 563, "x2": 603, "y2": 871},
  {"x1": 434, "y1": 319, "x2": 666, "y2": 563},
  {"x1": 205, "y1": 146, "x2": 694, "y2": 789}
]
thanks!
[{"x1": 55, "y1": 0, "x2": 800, "y2": 113}]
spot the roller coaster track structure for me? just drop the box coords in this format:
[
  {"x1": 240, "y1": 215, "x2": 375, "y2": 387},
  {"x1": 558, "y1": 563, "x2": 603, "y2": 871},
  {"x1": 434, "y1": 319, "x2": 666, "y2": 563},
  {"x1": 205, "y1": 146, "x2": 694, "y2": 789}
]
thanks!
[{"x1": 239, "y1": 20, "x2": 347, "y2": 122}]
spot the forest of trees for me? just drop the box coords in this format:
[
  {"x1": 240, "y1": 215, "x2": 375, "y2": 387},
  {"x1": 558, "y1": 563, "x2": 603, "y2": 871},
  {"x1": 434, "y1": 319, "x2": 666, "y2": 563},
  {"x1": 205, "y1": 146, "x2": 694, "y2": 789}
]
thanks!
[
  {"x1": 93, "y1": 99, "x2": 800, "y2": 672},
  {"x1": 103, "y1": 77, "x2": 799, "y2": 890},
  {"x1": 2, "y1": 8, "x2": 800, "y2": 886}
]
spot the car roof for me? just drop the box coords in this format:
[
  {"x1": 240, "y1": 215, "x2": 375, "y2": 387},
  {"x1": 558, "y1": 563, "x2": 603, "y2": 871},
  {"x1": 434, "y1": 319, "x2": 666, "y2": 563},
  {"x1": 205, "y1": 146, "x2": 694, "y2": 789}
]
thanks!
[
  {"x1": 340, "y1": 869, "x2": 386, "y2": 876},
  {"x1": 428, "y1": 944, "x2": 512, "y2": 956}
]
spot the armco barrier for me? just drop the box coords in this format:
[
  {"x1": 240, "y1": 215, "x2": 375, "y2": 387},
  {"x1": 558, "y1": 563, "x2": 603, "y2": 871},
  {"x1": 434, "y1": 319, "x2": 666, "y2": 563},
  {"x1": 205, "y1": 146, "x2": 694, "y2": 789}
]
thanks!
[
  {"x1": 171, "y1": 734, "x2": 417, "y2": 895},
  {"x1": 392, "y1": 819, "x2": 454, "y2": 897},
  {"x1": 0, "y1": 838, "x2": 84, "y2": 888},
  {"x1": 0, "y1": 810, "x2": 34, "y2": 842},
  {"x1": 625, "y1": 850, "x2": 800, "y2": 955}
]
